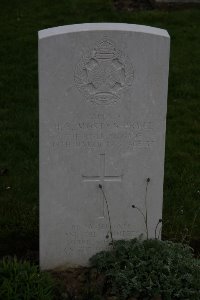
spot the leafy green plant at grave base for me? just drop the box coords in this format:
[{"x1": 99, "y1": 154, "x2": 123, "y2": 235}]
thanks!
[
  {"x1": 0, "y1": 256, "x2": 54, "y2": 300},
  {"x1": 90, "y1": 238, "x2": 200, "y2": 300}
]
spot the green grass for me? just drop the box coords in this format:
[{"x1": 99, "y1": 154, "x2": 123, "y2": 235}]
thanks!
[
  {"x1": 0, "y1": 257, "x2": 54, "y2": 300},
  {"x1": 0, "y1": 0, "x2": 199, "y2": 258}
]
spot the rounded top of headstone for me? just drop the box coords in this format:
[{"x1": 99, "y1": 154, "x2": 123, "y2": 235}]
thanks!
[{"x1": 38, "y1": 23, "x2": 170, "y2": 40}]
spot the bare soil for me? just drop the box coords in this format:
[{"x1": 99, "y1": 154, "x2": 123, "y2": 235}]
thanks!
[
  {"x1": 51, "y1": 267, "x2": 163, "y2": 300},
  {"x1": 51, "y1": 267, "x2": 106, "y2": 300}
]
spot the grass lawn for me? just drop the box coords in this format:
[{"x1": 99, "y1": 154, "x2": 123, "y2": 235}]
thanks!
[{"x1": 0, "y1": 0, "x2": 199, "y2": 260}]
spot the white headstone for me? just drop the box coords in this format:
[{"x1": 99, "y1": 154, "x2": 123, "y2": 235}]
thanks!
[{"x1": 39, "y1": 23, "x2": 170, "y2": 270}]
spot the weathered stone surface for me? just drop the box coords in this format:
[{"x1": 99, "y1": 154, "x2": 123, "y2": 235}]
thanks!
[{"x1": 39, "y1": 23, "x2": 170, "y2": 270}]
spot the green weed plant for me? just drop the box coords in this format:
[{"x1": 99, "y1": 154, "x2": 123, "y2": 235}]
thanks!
[{"x1": 90, "y1": 238, "x2": 200, "y2": 300}]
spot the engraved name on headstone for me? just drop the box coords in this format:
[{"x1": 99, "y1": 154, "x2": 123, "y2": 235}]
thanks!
[{"x1": 39, "y1": 23, "x2": 170, "y2": 270}]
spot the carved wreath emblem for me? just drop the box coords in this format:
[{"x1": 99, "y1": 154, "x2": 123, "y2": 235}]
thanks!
[{"x1": 74, "y1": 39, "x2": 134, "y2": 105}]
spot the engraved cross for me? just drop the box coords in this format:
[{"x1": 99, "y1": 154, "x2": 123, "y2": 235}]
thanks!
[{"x1": 82, "y1": 153, "x2": 123, "y2": 218}]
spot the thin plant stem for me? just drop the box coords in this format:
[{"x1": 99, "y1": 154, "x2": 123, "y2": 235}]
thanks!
[
  {"x1": 134, "y1": 206, "x2": 146, "y2": 226},
  {"x1": 132, "y1": 178, "x2": 150, "y2": 240},
  {"x1": 155, "y1": 220, "x2": 160, "y2": 239},
  {"x1": 144, "y1": 178, "x2": 150, "y2": 239},
  {"x1": 99, "y1": 184, "x2": 114, "y2": 248},
  {"x1": 158, "y1": 220, "x2": 170, "y2": 240},
  {"x1": 155, "y1": 219, "x2": 162, "y2": 239},
  {"x1": 132, "y1": 205, "x2": 148, "y2": 240}
]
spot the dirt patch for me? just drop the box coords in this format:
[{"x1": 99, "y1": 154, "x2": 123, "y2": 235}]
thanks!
[
  {"x1": 51, "y1": 267, "x2": 163, "y2": 300},
  {"x1": 51, "y1": 267, "x2": 106, "y2": 300}
]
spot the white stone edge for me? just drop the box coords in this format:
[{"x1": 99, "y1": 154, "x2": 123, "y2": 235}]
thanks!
[{"x1": 38, "y1": 23, "x2": 170, "y2": 40}]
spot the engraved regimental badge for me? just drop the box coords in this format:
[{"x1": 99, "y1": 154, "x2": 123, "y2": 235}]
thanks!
[{"x1": 74, "y1": 39, "x2": 134, "y2": 105}]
